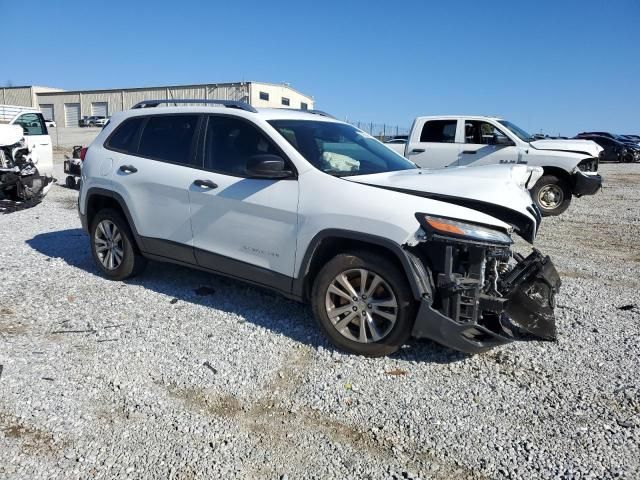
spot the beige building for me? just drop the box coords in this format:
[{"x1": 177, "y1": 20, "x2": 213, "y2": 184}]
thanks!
[{"x1": 1, "y1": 81, "x2": 314, "y2": 127}]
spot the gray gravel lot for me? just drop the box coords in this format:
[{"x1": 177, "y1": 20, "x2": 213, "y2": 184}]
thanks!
[{"x1": 1, "y1": 163, "x2": 639, "y2": 479}]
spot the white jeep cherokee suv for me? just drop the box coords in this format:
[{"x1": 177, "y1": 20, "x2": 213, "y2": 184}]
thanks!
[{"x1": 78, "y1": 100, "x2": 561, "y2": 357}]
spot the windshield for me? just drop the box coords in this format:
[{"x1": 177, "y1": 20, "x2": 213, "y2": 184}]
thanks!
[
  {"x1": 498, "y1": 120, "x2": 533, "y2": 142},
  {"x1": 268, "y1": 120, "x2": 416, "y2": 176}
]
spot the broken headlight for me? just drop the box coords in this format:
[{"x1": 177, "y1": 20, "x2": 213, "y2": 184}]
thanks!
[{"x1": 416, "y1": 214, "x2": 512, "y2": 245}]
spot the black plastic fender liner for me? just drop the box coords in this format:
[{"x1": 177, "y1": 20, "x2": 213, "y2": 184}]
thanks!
[{"x1": 411, "y1": 301, "x2": 513, "y2": 354}]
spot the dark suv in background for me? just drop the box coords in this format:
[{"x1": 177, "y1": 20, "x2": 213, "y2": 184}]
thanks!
[{"x1": 574, "y1": 133, "x2": 640, "y2": 163}]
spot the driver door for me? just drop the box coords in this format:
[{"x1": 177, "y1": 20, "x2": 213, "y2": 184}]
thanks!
[
  {"x1": 458, "y1": 120, "x2": 520, "y2": 166},
  {"x1": 189, "y1": 115, "x2": 299, "y2": 288}
]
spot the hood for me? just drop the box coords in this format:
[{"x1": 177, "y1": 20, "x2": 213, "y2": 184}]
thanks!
[
  {"x1": 0, "y1": 124, "x2": 24, "y2": 146},
  {"x1": 530, "y1": 139, "x2": 602, "y2": 157},
  {"x1": 347, "y1": 164, "x2": 542, "y2": 243}
]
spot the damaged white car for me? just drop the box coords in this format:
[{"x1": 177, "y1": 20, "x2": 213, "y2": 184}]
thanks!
[
  {"x1": 398, "y1": 115, "x2": 603, "y2": 216},
  {"x1": 79, "y1": 101, "x2": 560, "y2": 356},
  {"x1": 0, "y1": 124, "x2": 53, "y2": 204}
]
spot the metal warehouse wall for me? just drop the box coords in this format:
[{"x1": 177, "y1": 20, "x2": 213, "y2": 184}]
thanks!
[
  {"x1": 1, "y1": 87, "x2": 34, "y2": 107},
  {"x1": 36, "y1": 83, "x2": 253, "y2": 127},
  {"x1": 35, "y1": 82, "x2": 315, "y2": 127}
]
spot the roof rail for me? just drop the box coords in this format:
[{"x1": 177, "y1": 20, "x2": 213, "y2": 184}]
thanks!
[
  {"x1": 307, "y1": 110, "x2": 335, "y2": 119},
  {"x1": 281, "y1": 107, "x2": 335, "y2": 119},
  {"x1": 131, "y1": 99, "x2": 257, "y2": 113}
]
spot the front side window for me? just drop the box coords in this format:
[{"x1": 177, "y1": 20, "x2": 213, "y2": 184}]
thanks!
[
  {"x1": 14, "y1": 113, "x2": 47, "y2": 135},
  {"x1": 106, "y1": 117, "x2": 145, "y2": 153},
  {"x1": 138, "y1": 115, "x2": 199, "y2": 165},
  {"x1": 419, "y1": 120, "x2": 457, "y2": 143},
  {"x1": 300, "y1": 102, "x2": 308, "y2": 110},
  {"x1": 259, "y1": 91, "x2": 269, "y2": 101},
  {"x1": 269, "y1": 120, "x2": 416, "y2": 177},
  {"x1": 465, "y1": 121, "x2": 510, "y2": 145},
  {"x1": 281, "y1": 97, "x2": 290, "y2": 106},
  {"x1": 203, "y1": 116, "x2": 281, "y2": 176}
]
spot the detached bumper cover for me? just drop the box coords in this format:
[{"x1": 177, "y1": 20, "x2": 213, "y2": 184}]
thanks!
[
  {"x1": 412, "y1": 250, "x2": 561, "y2": 354},
  {"x1": 573, "y1": 171, "x2": 602, "y2": 197}
]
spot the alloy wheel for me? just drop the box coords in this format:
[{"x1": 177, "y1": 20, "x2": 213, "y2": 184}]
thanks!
[
  {"x1": 324, "y1": 268, "x2": 398, "y2": 343},
  {"x1": 94, "y1": 220, "x2": 124, "y2": 270}
]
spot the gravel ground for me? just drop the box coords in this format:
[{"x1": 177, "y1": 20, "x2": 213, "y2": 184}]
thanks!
[{"x1": 1, "y1": 163, "x2": 638, "y2": 479}]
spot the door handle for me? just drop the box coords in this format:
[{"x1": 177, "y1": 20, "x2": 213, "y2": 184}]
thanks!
[
  {"x1": 461, "y1": 150, "x2": 477, "y2": 155},
  {"x1": 119, "y1": 165, "x2": 138, "y2": 173},
  {"x1": 411, "y1": 148, "x2": 426, "y2": 153},
  {"x1": 194, "y1": 179, "x2": 218, "y2": 189}
]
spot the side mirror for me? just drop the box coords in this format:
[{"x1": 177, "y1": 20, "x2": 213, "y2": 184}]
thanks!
[
  {"x1": 492, "y1": 134, "x2": 514, "y2": 146},
  {"x1": 246, "y1": 154, "x2": 292, "y2": 178}
]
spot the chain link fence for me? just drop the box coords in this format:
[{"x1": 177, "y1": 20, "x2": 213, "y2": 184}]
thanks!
[{"x1": 345, "y1": 120, "x2": 409, "y2": 140}]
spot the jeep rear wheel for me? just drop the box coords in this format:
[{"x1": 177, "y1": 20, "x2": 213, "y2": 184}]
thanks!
[
  {"x1": 530, "y1": 174, "x2": 572, "y2": 216},
  {"x1": 311, "y1": 251, "x2": 415, "y2": 357},
  {"x1": 90, "y1": 208, "x2": 146, "y2": 280}
]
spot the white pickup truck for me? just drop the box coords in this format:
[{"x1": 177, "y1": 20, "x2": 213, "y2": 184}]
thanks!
[
  {"x1": 390, "y1": 115, "x2": 603, "y2": 216},
  {"x1": 0, "y1": 105, "x2": 54, "y2": 202}
]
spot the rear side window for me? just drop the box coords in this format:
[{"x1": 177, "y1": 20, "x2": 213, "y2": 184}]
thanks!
[
  {"x1": 138, "y1": 115, "x2": 200, "y2": 165},
  {"x1": 106, "y1": 117, "x2": 144, "y2": 153},
  {"x1": 420, "y1": 120, "x2": 457, "y2": 143}
]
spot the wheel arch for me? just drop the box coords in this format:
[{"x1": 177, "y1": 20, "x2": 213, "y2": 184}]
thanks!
[
  {"x1": 539, "y1": 167, "x2": 573, "y2": 187},
  {"x1": 85, "y1": 187, "x2": 144, "y2": 252},
  {"x1": 293, "y1": 229, "x2": 427, "y2": 302}
]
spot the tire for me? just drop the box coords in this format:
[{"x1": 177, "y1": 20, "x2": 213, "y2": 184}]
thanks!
[
  {"x1": 65, "y1": 176, "x2": 77, "y2": 189},
  {"x1": 530, "y1": 174, "x2": 572, "y2": 217},
  {"x1": 311, "y1": 251, "x2": 415, "y2": 357},
  {"x1": 90, "y1": 208, "x2": 146, "y2": 280}
]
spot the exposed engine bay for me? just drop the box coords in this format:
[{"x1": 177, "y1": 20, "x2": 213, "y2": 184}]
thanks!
[
  {"x1": 0, "y1": 124, "x2": 53, "y2": 209},
  {"x1": 408, "y1": 223, "x2": 561, "y2": 353}
]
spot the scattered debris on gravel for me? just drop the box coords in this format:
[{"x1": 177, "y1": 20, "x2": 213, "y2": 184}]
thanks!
[{"x1": 1, "y1": 163, "x2": 639, "y2": 479}]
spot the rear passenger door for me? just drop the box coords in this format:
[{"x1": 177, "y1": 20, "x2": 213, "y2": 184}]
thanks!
[
  {"x1": 189, "y1": 115, "x2": 299, "y2": 288},
  {"x1": 106, "y1": 114, "x2": 202, "y2": 262},
  {"x1": 406, "y1": 119, "x2": 461, "y2": 169}
]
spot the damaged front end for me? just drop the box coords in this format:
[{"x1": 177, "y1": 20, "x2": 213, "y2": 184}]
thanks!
[
  {"x1": 408, "y1": 214, "x2": 561, "y2": 354},
  {"x1": 0, "y1": 125, "x2": 52, "y2": 205}
]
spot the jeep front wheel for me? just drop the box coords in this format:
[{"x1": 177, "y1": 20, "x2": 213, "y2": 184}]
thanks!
[{"x1": 311, "y1": 251, "x2": 415, "y2": 357}]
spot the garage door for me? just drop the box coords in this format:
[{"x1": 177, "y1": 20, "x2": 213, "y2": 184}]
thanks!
[
  {"x1": 64, "y1": 103, "x2": 80, "y2": 127},
  {"x1": 91, "y1": 102, "x2": 108, "y2": 117},
  {"x1": 40, "y1": 104, "x2": 54, "y2": 121}
]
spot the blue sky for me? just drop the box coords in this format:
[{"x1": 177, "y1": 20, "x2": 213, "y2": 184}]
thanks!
[{"x1": 2, "y1": 0, "x2": 639, "y2": 135}]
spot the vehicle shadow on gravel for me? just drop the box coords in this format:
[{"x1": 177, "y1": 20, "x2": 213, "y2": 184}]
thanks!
[{"x1": 27, "y1": 228, "x2": 468, "y2": 364}]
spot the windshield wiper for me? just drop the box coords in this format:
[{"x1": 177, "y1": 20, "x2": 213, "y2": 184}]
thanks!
[{"x1": 324, "y1": 170, "x2": 357, "y2": 177}]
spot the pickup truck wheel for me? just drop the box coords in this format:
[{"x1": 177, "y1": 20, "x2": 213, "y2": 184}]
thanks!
[
  {"x1": 90, "y1": 208, "x2": 146, "y2": 280},
  {"x1": 530, "y1": 174, "x2": 571, "y2": 216},
  {"x1": 311, "y1": 251, "x2": 415, "y2": 357}
]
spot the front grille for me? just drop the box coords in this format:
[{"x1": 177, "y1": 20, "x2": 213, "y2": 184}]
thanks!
[{"x1": 527, "y1": 204, "x2": 542, "y2": 232}]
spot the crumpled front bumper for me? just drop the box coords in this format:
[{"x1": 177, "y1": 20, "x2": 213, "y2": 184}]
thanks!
[
  {"x1": 412, "y1": 250, "x2": 561, "y2": 354},
  {"x1": 572, "y1": 171, "x2": 602, "y2": 197}
]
